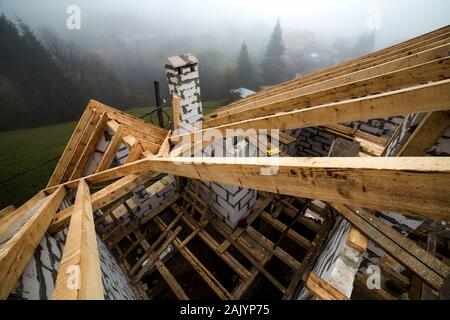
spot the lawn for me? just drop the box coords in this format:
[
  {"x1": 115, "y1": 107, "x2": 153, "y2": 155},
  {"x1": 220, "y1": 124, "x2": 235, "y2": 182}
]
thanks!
[{"x1": 0, "y1": 102, "x2": 223, "y2": 208}]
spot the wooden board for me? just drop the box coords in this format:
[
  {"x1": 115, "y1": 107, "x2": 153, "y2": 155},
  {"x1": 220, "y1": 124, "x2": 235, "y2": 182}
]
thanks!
[
  {"x1": 52, "y1": 180, "x2": 103, "y2": 300},
  {"x1": 0, "y1": 187, "x2": 65, "y2": 299}
]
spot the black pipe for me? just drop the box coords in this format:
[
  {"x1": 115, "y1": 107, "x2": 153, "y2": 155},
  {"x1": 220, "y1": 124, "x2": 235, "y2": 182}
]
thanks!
[{"x1": 154, "y1": 80, "x2": 164, "y2": 128}]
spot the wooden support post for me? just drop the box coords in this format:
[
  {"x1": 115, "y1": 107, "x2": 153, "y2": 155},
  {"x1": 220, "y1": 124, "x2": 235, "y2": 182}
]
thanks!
[{"x1": 172, "y1": 95, "x2": 180, "y2": 130}]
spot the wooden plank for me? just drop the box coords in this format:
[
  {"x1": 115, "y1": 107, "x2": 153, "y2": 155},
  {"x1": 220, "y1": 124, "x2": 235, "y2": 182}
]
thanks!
[
  {"x1": 0, "y1": 192, "x2": 46, "y2": 237},
  {"x1": 130, "y1": 211, "x2": 183, "y2": 277},
  {"x1": 0, "y1": 187, "x2": 65, "y2": 299},
  {"x1": 205, "y1": 57, "x2": 450, "y2": 127},
  {"x1": 211, "y1": 219, "x2": 286, "y2": 294},
  {"x1": 260, "y1": 211, "x2": 311, "y2": 249},
  {"x1": 122, "y1": 135, "x2": 138, "y2": 148},
  {"x1": 154, "y1": 217, "x2": 232, "y2": 299},
  {"x1": 125, "y1": 143, "x2": 144, "y2": 164},
  {"x1": 245, "y1": 226, "x2": 301, "y2": 270},
  {"x1": 399, "y1": 111, "x2": 450, "y2": 156},
  {"x1": 155, "y1": 260, "x2": 188, "y2": 300},
  {"x1": 283, "y1": 213, "x2": 334, "y2": 300},
  {"x1": 421, "y1": 232, "x2": 438, "y2": 300},
  {"x1": 48, "y1": 171, "x2": 157, "y2": 234},
  {"x1": 106, "y1": 120, "x2": 120, "y2": 133},
  {"x1": 179, "y1": 211, "x2": 252, "y2": 280},
  {"x1": 47, "y1": 101, "x2": 96, "y2": 187},
  {"x1": 346, "y1": 227, "x2": 368, "y2": 254},
  {"x1": 172, "y1": 95, "x2": 180, "y2": 130},
  {"x1": 157, "y1": 131, "x2": 172, "y2": 158},
  {"x1": 355, "y1": 208, "x2": 450, "y2": 279},
  {"x1": 206, "y1": 40, "x2": 450, "y2": 121},
  {"x1": 356, "y1": 275, "x2": 396, "y2": 300},
  {"x1": 331, "y1": 204, "x2": 447, "y2": 290},
  {"x1": 138, "y1": 139, "x2": 161, "y2": 154},
  {"x1": 132, "y1": 226, "x2": 182, "y2": 283},
  {"x1": 0, "y1": 205, "x2": 15, "y2": 220},
  {"x1": 61, "y1": 110, "x2": 102, "y2": 182},
  {"x1": 45, "y1": 155, "x2": 450, "y2": 222},
  {"x1": 44, "y1": 154, "x2": 156, "y2": 192},
  {"x1": 218, "y1": 195, "x2": 274, "y2": 253},
  {"x1": 145, "y1": 156, "x2": 450, "y2": 221},
  {"x1": 214, "y1": 32, "x2": 448, "y2": 111},
  {"x1": 175, "y1": 79, "x2": 450, "y2": 143},
  {"x1": 70, "y1": 112, "x2": 108, "y2": 180},
  {"x1": 306, "y1": 272, "x2": 349, "y2": 300},
  {"x1": 96, "y1": 126, "x2": 125, "y2": 173},
  {"x1": 52, "y1": 180, "x2": 103, "y2": 300}
]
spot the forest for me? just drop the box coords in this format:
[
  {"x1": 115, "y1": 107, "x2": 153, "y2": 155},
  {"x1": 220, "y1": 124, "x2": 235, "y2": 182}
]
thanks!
[{"x1": 0, "y1": 12, "x2": 376, "y2": 132}]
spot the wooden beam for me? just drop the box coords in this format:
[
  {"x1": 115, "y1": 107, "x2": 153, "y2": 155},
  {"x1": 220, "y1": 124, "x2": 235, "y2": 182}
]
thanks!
[
  {"x1": 61, "y1": 110, "x2": 104, "y2": 182},
  {"x1": 155, "y1": 260, "x2": 188, "y2": 300},
  {"x1": 132, "y1": 226, "x2": 182, "y2": 283},
  {"x1": 47, "y1": 101, "x2": 97, "y2": 187},
  {"x1": 399, "y1": 111, "x2": 450, "y2": 156},
  {"x1": 306, "y1": 272, "x2": 349, "y2": 300},
  {"x1": 52, "y1": 180, "x2": 104, "y2": 300},
  {"x1": 174, "y1": 79, "x2": 450, "y2": 143},
  {"x1": 331, "y1": 204, "x2": 450, "y2": 290},
  {"x1": 205, "y1": 57, "x2": 450, "y2": 127},
  {"x1": 70, "y1": 113, "x2": 108, "y2": 180},
  {"x1": 154, "y1": 216, "x2": 232, "y2": 299},
  {"x1": 207, "y1": 38, "x2": 450, "y2": 120},
  {"x1": 172, "y1": 95, "x2": 180, "y2": 130},
  {"x1": 0, "y1": 187, "x2": 65, "y2": 299},
  {"x1": 125, "y1": 143, "x2": 144, "y2": 164},
  {"x1": 45, "y1": 155, "x2": 155, "y2": 192},
  {"x1": 48, "y1": 171, "x2": 157, "y2": 234},
  {"x1": 179, "y1": 211, "x2": 252, "y2": 280},
  {"x1": 145, "y1": 156, "x2": 450, "y2": 221},
  {"x1": 0, "y1": 192, "x2": 47, "y2": 237},
  {"x1": 260, "y1": 211, "x2": 311, "y2": 249},
  {"x1": 346, "y1": 228, "x2": 368, "y2": 254},
  {"x1": 96, "y1": 125, "x2": 125, "y2": 173},
  {"x1": 157, "y1": 131, "x2": 172, "y2": 157},
  {"x1": 0, "y1": 205, "x2": 15, "y2": 221}
]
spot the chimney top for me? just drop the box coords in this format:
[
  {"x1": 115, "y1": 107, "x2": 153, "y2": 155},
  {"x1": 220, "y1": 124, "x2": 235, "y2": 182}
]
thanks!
[{"x1": 166, "y1": 53, "x2": 198, "y2": 68}]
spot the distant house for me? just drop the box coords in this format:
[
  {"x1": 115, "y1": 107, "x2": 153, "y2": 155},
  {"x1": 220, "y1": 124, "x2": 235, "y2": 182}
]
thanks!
[{"x1": 230, "y1": 87, "x2": 256, "y2": 101}]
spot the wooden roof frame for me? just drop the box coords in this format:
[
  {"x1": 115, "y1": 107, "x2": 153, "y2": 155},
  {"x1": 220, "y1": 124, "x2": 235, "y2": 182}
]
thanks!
[{"x1": 1, "y1": 25, "x2": 449, "y2": 300}]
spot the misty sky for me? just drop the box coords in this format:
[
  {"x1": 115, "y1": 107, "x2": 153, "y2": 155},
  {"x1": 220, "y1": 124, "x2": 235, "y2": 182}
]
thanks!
[{"x1": 1, "y1": 0, "x2": 449, "y2": 50}]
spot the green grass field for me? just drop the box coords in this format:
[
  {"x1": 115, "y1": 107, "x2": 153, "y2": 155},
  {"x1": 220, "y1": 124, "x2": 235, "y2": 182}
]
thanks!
[{"x1": 0, "y1": 102, "x2": 223, "y2": 208}]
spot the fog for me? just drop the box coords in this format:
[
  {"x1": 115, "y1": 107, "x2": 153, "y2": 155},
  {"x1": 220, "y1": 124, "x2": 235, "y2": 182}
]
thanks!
[
  {"x1": 1, "y1": 0, "x2": 449, "y2": 109},
  {"x1": 2, "y1": 0, "x2": 449, "y2": 48}
]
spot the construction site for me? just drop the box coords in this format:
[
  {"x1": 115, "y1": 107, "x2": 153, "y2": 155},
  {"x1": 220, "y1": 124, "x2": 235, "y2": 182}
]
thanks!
[{"x1": 0, "y1": 24, "x2": 450, "y2": 301}]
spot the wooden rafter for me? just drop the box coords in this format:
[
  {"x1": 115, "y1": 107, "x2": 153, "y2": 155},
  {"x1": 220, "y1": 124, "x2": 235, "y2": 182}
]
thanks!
[
  {"x1": 52, "y1": 180, "x2": 104, "y2": 300},
  {"x1": 0, "y1": 187, "x2": 66, "y2": 299}
]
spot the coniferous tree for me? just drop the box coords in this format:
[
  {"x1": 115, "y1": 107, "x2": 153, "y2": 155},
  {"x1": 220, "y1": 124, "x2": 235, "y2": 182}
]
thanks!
[
  {"x1": 261, "y1": 19, "x2": 287, "y2": 85},
  {"x1": 0, "y1": 13, "x2": 83, "y2": 131},
  {"x1": 237, "y1": 41, "x2": 255, "y2": 89}
]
